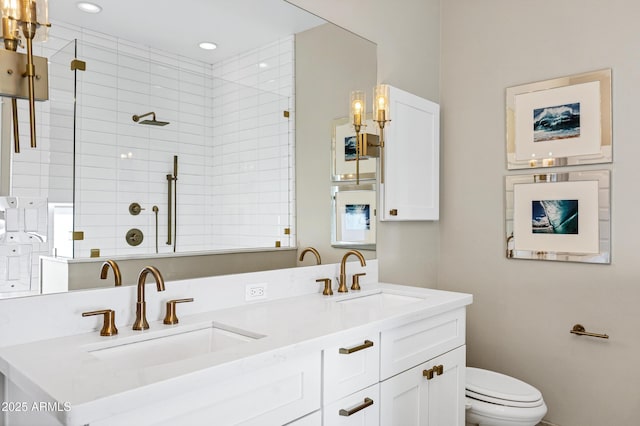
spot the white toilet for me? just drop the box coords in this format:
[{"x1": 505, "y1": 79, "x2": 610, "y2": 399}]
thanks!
[{"x1": 465, "y1": 367, "x2": 547, "y2": 426}]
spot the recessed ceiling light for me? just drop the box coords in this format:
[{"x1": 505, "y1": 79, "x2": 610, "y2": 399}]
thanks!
[
  {"x1": 199, "y1": 42, "x2": 218, "y2": 50},
  {"x1": 258, "y1": 62, "x2": 268, "y2": 68},
  {"x1": 76, "y1": 2, "x2": 102, "y2": 14}
]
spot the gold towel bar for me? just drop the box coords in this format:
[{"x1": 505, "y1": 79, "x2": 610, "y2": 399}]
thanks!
[{"x1": 570, "y1": 324, "x2": 609, "y2": 339}]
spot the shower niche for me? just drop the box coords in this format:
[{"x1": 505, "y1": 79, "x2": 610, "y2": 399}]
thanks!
[{"x1": 6, "y1": 35, "x2": 295, "y2": 263}]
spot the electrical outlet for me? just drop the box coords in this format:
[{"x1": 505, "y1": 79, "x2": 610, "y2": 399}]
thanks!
[{"x1": 245, "y1": 283, "x2": 267, "y2": 301}]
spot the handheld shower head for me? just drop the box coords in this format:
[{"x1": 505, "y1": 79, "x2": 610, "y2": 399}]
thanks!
[{"x1": 132, "y1": 112, "x2": 170, "y2": 126}]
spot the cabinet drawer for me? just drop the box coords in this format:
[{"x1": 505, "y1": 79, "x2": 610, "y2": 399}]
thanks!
[
  {"x1": 323, "y1": 333, "x2": 380, "y2": 404},
  {"x1": 91, "y1": 351, "x2": 321, "y2": 426},
  {"x1": 380, "y1": 308, "x2": 465, "y2": 379},
  {"x1": 323, "y1": 383, "x2": 380, "y2": 426}
]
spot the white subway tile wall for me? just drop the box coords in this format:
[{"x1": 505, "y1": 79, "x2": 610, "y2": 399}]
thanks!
[{"x1": 9, "y1": 21, "x2": 295, "y2": 258}]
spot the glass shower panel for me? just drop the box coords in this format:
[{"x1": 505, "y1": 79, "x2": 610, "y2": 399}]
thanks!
[{"x1": 71, "y1": 39, "x2": 293, "y2": 258}]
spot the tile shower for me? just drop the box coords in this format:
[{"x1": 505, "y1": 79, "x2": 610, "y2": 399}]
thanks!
[{"x1": 8, "y1": 20, "x2": 295, "y2": 263}]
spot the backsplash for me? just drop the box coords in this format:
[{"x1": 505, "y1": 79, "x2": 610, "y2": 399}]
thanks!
[{"x1": 0, "y1": 260, "x2": 378, "y2": 347}]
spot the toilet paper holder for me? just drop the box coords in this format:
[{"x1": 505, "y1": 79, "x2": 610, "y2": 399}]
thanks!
[{"x1": 570, "y1": 324, "x2": 609, "y2": 339}]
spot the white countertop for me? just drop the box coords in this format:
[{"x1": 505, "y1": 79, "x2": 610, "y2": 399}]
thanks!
[{"x1": 0, "y1": 282, "x2": 471, "y2": 425}]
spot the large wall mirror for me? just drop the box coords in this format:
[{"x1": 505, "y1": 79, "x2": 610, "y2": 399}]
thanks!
[{"x1": 0, "y1": 0, "x2": 377, "y2": 297}]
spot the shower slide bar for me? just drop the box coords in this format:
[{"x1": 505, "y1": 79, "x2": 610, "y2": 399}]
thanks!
[{"x1": 166, "y1": 155, "x2": 178, "y2": 251}]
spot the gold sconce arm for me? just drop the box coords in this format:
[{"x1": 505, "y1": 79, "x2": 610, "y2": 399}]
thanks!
[{"x1": 0, "y1": 0, "x2": 51, "y2": 153}]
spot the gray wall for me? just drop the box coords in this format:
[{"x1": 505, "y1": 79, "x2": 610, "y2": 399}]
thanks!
[
  {"x1": 290, "y1": 0, "x2": 441, "y2": 285},
  {"x1": 439, "y1": 1, "x2": 640, "y2": 425},
  {"x1": 66, "y1": 249, "x2": 297, "y2": 290},
  {"x1": 291, "y1": 0, "x2": 639, "y2": 424},
  {"x1": 295, "y1": 23, "x2": 378, "y2": 264}
]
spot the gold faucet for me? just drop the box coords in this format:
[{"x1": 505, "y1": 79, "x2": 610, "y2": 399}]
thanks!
[
  {"x1": 132, "y1": 266, "x2": 166, "y2": 330},
  {"x1": 299, "y1": 247, "x2": 321, "y2": 265},
  {"x1": 100, "y1": 260, "x2": 122, "y2": 286},
  {"x1": 338, "y1": 250, "x2": 366, "y2": 293}
]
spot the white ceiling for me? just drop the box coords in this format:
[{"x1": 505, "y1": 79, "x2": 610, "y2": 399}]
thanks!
[{"x1": 48, "y1": 0, "x2": 325, "y2": 63}]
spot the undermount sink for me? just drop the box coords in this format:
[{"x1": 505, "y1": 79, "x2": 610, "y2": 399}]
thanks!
[
  {"x1": 336, "y1": 291, "x2": 426, "y2": 309},
  {"x1": 87, "y1": 323, "x2": 264, "y2": 368}
]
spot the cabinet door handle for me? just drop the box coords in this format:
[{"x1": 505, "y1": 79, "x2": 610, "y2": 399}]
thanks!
[
  {"x1": 423, "y1": 368, "x2": 434, "y2": 380},
  {"x1": 339, "y1": 397, "x2": 374, "y2": 416},
  {"x1": 389, "y1": 209, "x2": 398, "y2": 216},
  {"x1": 435, "y1": 364, "x2": 444, "y2": 376},
  {"x1": 339, "y1": 340, "x2": 374, "y2": 354}
]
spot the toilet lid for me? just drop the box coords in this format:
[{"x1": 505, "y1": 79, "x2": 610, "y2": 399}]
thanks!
[{"x1": 466, "y1": 367, "x2": 543, "y2": 407}]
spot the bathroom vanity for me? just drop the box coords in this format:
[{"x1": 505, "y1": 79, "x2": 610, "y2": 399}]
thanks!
[{"x1": 0, "y1": 262, "x2": 471, "y2": 425}]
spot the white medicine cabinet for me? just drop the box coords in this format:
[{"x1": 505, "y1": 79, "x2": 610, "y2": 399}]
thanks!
[{"x1": 380, "y1": 86, "x2": 440, "y2": 221}]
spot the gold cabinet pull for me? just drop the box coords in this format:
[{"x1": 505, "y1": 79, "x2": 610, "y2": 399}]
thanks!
[
  {"x1": 163, "y1": 298, "x2": 194, "y2": 325},
  {"x1": 339, "y1": 397, "x2": 374, "y2": 417},
  {"x1": 82, "y1": 309, "x2": 118, "y2": 336},
  {"x1": 339, "y1": 340, "x2": 374, "y2": 354},
  {"x1": 423, "y1": 368, "x2": 434, "y2": 380},
  {"x1": 389, "y1": 209, "x2": 398, "y2": 216},
  {"x1": 570, "y1": 324, "x2": 609, "y2": 339},
  {"x1": 423, "y1": 365, "x2": 443, "y2": 380}
]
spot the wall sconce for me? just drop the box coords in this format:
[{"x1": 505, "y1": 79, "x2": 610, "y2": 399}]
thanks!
[
  {"x1": 372, "y1": 84, "x2": 391, "y2": 183},
  {"x1": 0, "y1": 0, "x2": 50, "y2": 153},
  {"x1": 349, "y1": 84, "x2": 391, "y2": 184},
  {"x1": 350, "y1": 90, "x2": 366, "y2": 184}
]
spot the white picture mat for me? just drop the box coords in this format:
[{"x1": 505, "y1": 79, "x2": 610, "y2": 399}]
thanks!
[
  {"x1": 335, "y1": 189, "x2": 376, "y2": 245},
  {"x1": 514, "y1": 81, "x2": 601, "y2": 161},
  {"x1": 513, "y1": 180, "x2": 599, "y2": 253},
  {"x1": 333, "y1": 119, "x2": 376, "y2": 178}
]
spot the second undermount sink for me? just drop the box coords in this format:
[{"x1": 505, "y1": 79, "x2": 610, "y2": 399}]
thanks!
[
  {"x1": 86, "y1": 323, "x2": 264, "y2": 368},
  {"x1": 336, "y1": 291, "x2": 426, "y2": 309}
]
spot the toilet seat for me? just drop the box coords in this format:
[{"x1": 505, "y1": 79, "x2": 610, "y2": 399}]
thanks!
[{"x1": 466, "y1": 367, "x2": 543, "y2": 408}]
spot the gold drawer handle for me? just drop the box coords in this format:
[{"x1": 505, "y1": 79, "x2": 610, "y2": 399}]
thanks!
[
  {"x1": 339, "y1": 340, "x2": 374, "y2": 354},
  {"x1": 339, "y1": 397, "x2": 374, "y2": 417}
]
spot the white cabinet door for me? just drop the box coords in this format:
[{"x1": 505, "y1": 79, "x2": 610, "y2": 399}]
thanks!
[
  {"x1": 380, "y1": 85, "x2": 439, "y2": 221},
  {"x1": 379, "y1": 346, "x2": 465, "y2": 426}
]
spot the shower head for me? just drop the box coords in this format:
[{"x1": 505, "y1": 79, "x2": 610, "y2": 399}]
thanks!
[{"x1": 132, "y1": 112, "x2": 170, "y2": 126}]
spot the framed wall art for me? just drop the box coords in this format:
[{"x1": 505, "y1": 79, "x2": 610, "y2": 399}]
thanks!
[
  {"x1": 506, "y1": 69, "x2": 612, "y2": 169},
  {"x1": 505, "y1": 170, "x2": 610, "y2": 263},
  {"x1": 332, "y1": 117, "x2": 377, "y2": 181},
  {"x1": 331, "y1": 184, "x2": 376, "y2": 249}
]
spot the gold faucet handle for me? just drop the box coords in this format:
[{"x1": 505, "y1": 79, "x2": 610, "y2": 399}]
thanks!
[
  {"x1": 82, "y1": 309, "x2": 118, "y2": 336},
  {"x1": 163, "y1": 298, "x2": 194, "y2": 325},
  {"x1": 316, "y1": 278, "x2": 333, "y2": 296},
  {"x1": 351, "y1": 273, "x2": 366, "y2": 291}
]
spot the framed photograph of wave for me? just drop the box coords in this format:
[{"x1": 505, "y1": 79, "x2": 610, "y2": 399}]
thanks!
[
  {"x1": 331, "y1": 184, "x2": 376, "y2": 249},
  {"x1": 506, "y1": 69, "x2": 612, "y2": 169},
  {"x1": 505, "y1": 170, "x2": 610, "y2": 264},
  {"x1": 332, "y1": 117, "x2": 377, "y2": 181}
]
